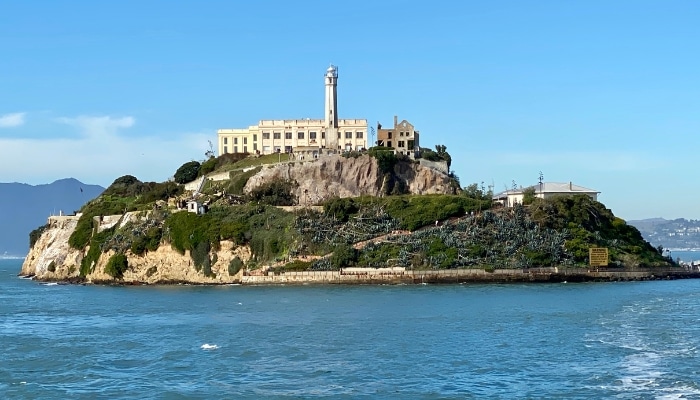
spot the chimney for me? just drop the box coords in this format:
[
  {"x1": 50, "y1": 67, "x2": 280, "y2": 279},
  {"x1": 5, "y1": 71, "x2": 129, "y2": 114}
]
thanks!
[
  {"x1": 569, "y1": 181, "x2": 572, "y2": 190},
  {"x1": 394, "y1": 115, "x2": 398, "y2": 127}
]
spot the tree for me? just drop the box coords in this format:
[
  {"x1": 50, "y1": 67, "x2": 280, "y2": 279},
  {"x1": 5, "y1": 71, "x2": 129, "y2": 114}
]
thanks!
[
  {"x1": 435, "y1": 144, "x2": 452, "y2": 170},
  {"x1": 522, "y1": 187, "x2": 537, "y2": 205},
  {"x1": 174, "y1": 161, "x2": 201, "y2": 184}
]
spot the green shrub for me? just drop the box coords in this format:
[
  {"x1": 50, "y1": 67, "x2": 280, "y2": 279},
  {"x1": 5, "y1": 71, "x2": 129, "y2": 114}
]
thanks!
[
  {"x1": 246, "y1": 178, "x2": 298, "y2": 206},
  {"x1": 330, "y1": 243, "x2": 358, "y2": 269},
  {"x1": 47, "y1": 261, "x2": 56, "y2": 272},
  {"x1": 275, "y1": 260, "x2": 312, "y2": 272},
  {"x1": 105, "y1": 253, "x2": 129, "y2": 279},
  {"x1": 79, "y1": 228, "x2": 114, "y2": 277},
  {"x1": 228, "y1": 257, "x2": 243, "y2": 276},
  {"x1": 29, "y1": 224, "x2": 48, "y2": 248},
  {"x1": 192, "y1": 240, "x2": 211, "y2": 273},
  {"x1": 199, "y1": 157, "x2": 217, "y2": 177},
  {"x1": 174, "y1": 161, "x2": 201, "y2": 184},
  {"x1": 368, "y1": 147, "x2": 397, "y2": 173},
  {"x1": 226, "y1": 166, "x2": 262, "y2": 195},
  {"x1": 323, "y1": 197, "x2": 359, "y2": 222}
]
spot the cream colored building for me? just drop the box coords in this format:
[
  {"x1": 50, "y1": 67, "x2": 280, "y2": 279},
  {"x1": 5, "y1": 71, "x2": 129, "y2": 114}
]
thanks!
[
  {"x1": 493, "y1": 182, "x2": 599, "y2": 207},
  {"x1": 376, "y1": 115, "x2": 420, "y2": 158},
  {"x1": 218, "y1": 65, "x2": 368, "y2": 157}
]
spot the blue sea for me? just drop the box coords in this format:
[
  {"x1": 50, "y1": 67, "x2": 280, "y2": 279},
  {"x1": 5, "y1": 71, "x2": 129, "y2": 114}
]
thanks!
[{"x1": 2, "y1": 258, "x2": 700, "y2": 399}]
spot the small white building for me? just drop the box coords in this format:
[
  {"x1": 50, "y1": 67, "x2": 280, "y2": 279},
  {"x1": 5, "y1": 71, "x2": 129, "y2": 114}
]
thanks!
[
  {"x1": 493, "y1": 182, "x2": 599, "y2": 207},
  {"x1": 187, "y1": 200, "x2": 207, "y2": 215}
]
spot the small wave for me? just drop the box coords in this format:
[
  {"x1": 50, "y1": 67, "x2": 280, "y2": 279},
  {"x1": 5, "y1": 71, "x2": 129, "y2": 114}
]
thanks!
[
  {"x1": 201, "y1": 344, "x2": 219, "y2": 350},
  {"x1": 42, "y1": 282, "x2": 59, "y2": 286}
]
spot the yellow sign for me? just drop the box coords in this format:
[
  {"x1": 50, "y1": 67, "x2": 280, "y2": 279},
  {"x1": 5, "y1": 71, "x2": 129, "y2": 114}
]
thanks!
[{"x1": 589, "y1": 247, "x2": 609, "y2": 267}]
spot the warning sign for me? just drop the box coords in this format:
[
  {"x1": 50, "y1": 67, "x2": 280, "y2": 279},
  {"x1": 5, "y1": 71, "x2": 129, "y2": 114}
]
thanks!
[{"x1": 589, "y1": 247, "x2": 609, "y2": 267}]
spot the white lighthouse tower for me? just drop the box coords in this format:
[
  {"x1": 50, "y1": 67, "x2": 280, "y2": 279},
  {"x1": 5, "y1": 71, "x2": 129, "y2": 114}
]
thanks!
[{"x1": 324, "y1": 64, "x2": 339, "y2": 150}]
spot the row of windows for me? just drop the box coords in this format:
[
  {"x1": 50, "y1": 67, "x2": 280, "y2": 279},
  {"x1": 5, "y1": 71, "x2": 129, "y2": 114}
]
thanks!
[
  {"x1": 387, "y1": 141, "x2": 412, "y2": 148},
  {"x1": 385, "y1": 131, "x2": 412, "y2": 139},
  {"x1": 223, "y1": 143, "x2": 260, "y2": 154},
  {"x1": 260, "y1": 131, "x2": 364, "y2": 140},
  {"x1": 260, "y1": 145, "x2": 364, "y2": 153},
  {"x1": 223, "y1": 137, "x2": 251, "y2": 145}
]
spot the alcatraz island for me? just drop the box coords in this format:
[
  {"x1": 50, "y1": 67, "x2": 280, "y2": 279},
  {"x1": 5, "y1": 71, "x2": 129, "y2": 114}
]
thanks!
[{"x1": 20, "y1": 65, "x2": 697, "y2": 285}]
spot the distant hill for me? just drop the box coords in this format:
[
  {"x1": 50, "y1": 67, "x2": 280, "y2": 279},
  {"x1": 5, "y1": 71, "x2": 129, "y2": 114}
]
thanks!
[
  {"x1": 0, "y1": 179, "x2": 104, "y2": 257},
  {"x1": 628, "y1": 218, "x2": 700, "y2": 250}
]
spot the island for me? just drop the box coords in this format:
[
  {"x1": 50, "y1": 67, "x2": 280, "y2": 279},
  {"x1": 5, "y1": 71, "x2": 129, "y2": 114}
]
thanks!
[{"x1": 19, "y1": 148, "x2": 699, "y2": 285}]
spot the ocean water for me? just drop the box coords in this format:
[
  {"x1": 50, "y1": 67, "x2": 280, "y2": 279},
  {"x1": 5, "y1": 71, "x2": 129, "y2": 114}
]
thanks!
[{"x1": 2, "y1": 258, "x2": 700, "y2": 399}]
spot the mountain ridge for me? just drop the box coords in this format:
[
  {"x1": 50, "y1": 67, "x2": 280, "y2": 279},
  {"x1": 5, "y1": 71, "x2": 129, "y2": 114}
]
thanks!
[{"x1": 0, "y1": 179, "x2": 104, "y2": 256}]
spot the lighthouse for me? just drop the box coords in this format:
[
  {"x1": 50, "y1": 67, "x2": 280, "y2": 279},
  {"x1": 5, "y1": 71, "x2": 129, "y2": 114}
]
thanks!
[{"x1": 324, "y1": 64, "x2": 339, "y2": 150}]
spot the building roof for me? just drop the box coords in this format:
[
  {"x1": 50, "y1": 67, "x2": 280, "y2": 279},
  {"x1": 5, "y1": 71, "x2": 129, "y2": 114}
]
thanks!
[{"x1": 493, "y1": 182, "x2": 599, "y2": 199}]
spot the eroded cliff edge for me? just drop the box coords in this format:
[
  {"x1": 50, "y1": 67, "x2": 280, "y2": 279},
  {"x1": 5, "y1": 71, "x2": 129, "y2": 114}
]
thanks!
[
  {"x1": 21, "y1": 214, "x2": 250, "y2": 284},
  {"x1": 243, "y1": 154, "x2": 455, "y2": 200}
]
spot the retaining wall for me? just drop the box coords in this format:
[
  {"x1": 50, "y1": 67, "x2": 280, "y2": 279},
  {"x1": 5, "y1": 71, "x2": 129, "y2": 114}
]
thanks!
[{"x1": 241, "y1": 267, "x2": 700, "y2": 285}]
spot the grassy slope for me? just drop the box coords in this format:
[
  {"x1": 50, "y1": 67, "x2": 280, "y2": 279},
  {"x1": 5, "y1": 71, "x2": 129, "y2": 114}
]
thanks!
[{"x1": 61, "y1": 153, "x2": 670, "y2": 277}]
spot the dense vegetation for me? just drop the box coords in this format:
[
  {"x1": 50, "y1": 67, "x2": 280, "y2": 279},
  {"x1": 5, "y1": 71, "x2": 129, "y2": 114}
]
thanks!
[{"x1": 31, "y1": 150, "x2": 671, "y2": 280}]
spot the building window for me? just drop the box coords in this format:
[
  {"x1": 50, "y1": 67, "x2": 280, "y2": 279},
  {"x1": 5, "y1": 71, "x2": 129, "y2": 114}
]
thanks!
[
  {"x1": 356, "y1": 131, "x2": 363, "y2": 139},
  {"x1": 244, "y1": 137, "x2": 247, "y2": 144},
  {"x1": 253, "y1": 134, "x2": 257, "y2": 141},
  {"x1": 223, "y1": 146, "x2": 228, "y2": 154},
  {"x1": 285, "y1": 145, "x2": 293, "y2": 153},
  {"x1": 337, "y1": 132, "x2": 341, "y2": 139},
  {"x1": 387, "y1": 141, "x2": 392, "y2": 148},
  {"x1": 273, "y1": 132, "x2": 281, "y2": 139},
  {"x1": 274, "y1": 146, "x2": 281, "y2": 153},
  {"x1": 223, "y1": 138, "x2": 228, "y2": 144},
  {"x1": 253, "y1": 143, "x2": 257, "y2": 151},
  {"x1": 345, "y1": 131, "x2": 352, "y2": 139},
  {"x1": 321, "y1": 132, "x2": 325, "y2": 139},
  {"x1": 244, "y1": 146, "x2": 247, "y2": 153},
  {"x1": 400, "y1": 131, "x2": 404, "y2": 137},
  {"x1": 388, "y1": 131, "x2": 393, "y2": 139},
  {"x1": 234, "y1": 146, "x2": 238, "y2": 153},
  {"x1": 234, "y1": 138, "x2": 238, "y2": 144},
  {"x1": 263, "y1": 132, "x2": 270, "y2": 139},
  {"x1": 263, "y1": 146, "x2": 270, "y2": 153},
  {"x1": 298, "y1": 132, "x2": 304, "y2": 139},
  {"x1": 285, "y1": 132, "x2": 292, "y2": 139},
  {"x1": 398, "y1": 141, "x2": 405, "y2": 148},
  {"x1": 310, "y1": 132, "x2": 317, "y2": 139}
]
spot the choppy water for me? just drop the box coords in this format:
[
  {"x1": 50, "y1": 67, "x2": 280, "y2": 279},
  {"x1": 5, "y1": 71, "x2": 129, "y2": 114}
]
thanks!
[{"x1": 2, "y1": 259, "x2": 700, "y2": 399}]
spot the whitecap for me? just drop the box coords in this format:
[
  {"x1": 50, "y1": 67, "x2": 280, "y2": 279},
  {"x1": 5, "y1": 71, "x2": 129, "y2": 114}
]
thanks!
[
  {"x1": 201, "y1": 344, "x2": 219, "y2": 350},
  {"x1": 42, "y1": 282, "x2": 59, "y2": 286}
]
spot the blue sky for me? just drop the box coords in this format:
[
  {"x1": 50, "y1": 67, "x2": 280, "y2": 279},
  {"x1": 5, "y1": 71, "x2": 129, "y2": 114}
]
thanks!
[{"x1": 1, "y1": 1, "x2": 698, "y2": 221}]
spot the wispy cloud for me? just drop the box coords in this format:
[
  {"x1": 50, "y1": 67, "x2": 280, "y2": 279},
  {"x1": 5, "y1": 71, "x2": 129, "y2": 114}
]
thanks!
[
  {"x1": 0, "y1": 112, "x2": 26, "y2": 128},
  {"x1": 56, "y1": 115, "x2": 135, "y2": 136},
  {"x1": 472, "y1": 150, "x2": 668, "y2": 172},
  {"x1": 0, "y1": 114, "x2": 210, "y2": 186}
]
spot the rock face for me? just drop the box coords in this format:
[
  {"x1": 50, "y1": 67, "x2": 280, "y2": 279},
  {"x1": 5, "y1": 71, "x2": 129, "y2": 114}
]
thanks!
[
  {"x1": 21, "y1": 217, "x2": 84, "y2": 279},
  {"x1": 244, "y1": 154, "x2": 454, "y2": 203},
  {"x1": 21, "y1": 215, "x2": 251, "y2": 284}
]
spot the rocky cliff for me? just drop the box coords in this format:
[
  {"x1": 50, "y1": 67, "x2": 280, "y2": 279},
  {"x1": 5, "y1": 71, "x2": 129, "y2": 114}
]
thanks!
[
  {"x1": 243, "y1": 154, "x2": 454, "y2": 202},
  {"x1": 21, "y1": 214, "x2": 251, "y2": 284}
]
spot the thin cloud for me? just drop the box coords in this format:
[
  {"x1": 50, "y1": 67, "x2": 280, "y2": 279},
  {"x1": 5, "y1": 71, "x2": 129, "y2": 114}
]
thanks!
[
  {"x1": 0, "y1": 112, "x2": 26, "y2": 128},
  {"x1": 0, "y1": 114, "x2": 210, "y2": 186},
  {"x1": 474, "y1": 150, "x2": 668, "y2": 172},
  {"x1": 56, "y1": 115, "x2": 135, "y2": 137}
]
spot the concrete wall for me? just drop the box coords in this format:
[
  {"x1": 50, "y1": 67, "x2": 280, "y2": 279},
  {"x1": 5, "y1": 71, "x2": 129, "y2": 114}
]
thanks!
[
  {"x1": 418, "y1": 159, "x2": 449, "y2": 174},
  {"x1": 242, "y1": 267, "x2": 700, "y2": 285}
]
